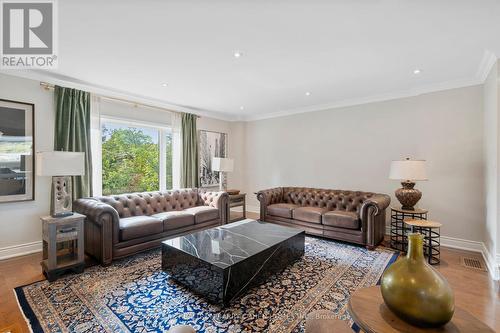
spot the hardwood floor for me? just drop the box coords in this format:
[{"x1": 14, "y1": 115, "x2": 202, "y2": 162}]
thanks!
[
  {"x1": 0, "y1": 252, "x2": 44, "y2": 333},
  {"x1": 1, "y1": 213, "x2": 498, "y2": 332}
]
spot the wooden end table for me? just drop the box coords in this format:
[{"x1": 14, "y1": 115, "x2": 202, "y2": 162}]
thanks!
[
  {"x1": 228, "y1": 193, "x2": 246, "y2": 223},
  {"x1": 41, "y1": 213, "x2": 85, "y2": 281},
  {"x1": 348, "y1": 286, "x2": 494, "y2": 333},
  {"x1": 404, "y1": 219, "x2": 442, "y2": 265}
]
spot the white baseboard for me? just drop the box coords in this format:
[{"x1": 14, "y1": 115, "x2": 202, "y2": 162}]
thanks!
[
  {"x1": 440, "y1": 235, "x2": 484, "y2": 252},
  {"x1": 0, "y1": 241, "x2": 42, "y2": 261},
  {"x1": 482, "y1": 245, "x2": 500, "y2": 281},
  {"x1": 440, "y1": 236, "x2": 499, "y2": 280}
]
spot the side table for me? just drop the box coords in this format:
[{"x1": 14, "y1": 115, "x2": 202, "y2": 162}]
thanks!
[
  {"x1": 228, "y1": 193, "x2": 246, "y2": 223},
  {"x1": 390, "y1": 206, "x2": 428, "y2": 252},
  {"x1": 41, "y1": 213, "x2": 85, "y2": 281},
  {"x1": 348, "y1": 286, "x2": 495, "y2": 333},
  {"x1": 404, "y1": 219, "x2": 442, "y2": 265}
]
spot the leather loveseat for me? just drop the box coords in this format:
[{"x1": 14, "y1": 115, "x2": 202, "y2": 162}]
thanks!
[
  {"x1": 74, "y1": 188, "x2": 228, "y2": 265},
  {"x1": 257, "y1": 187, "x2": 390, "y2": 249}
]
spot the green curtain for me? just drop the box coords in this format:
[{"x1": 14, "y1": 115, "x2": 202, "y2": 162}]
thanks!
[
  {"x1": 54, "y1": 86, "x2": 93, "y2": 199},
  {"x1": 181, "y1": 113, "x2": 199, "y2": 188}
]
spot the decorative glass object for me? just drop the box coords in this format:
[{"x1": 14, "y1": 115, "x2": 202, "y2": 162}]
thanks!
[{"x1": 380, "y1": 233, "x2": 454, "y2": 327}]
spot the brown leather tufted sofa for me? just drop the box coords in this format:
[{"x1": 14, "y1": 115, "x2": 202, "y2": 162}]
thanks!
[
  {"x1": 74, "y1": 188, "x2": 228, "y2": 265},
  {"x1": 257, "y1": 187, "x2": 390, "y2": 249}
]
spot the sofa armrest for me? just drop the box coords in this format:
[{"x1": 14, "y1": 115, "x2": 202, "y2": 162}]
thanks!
[
  {"x1": 360, "y1": 194, "x2": 391, "y2": 218},
  {"x1": 74, "y1": 198, "x2": 120, "y2": 226},
  {"x1": 256, "y1": 187, "x2": 283, "y2": 220},
  {"x1": 360, "y1": 194, "x2": 391, "y2": 248},
  {"x1": 73, "y1": 198, "x2": 120, "y2": 265},
  {"x1": 256, "y1": 187, "x2": 283, "y2": 205},
  {"x1": 198, "y1": 190, "x2": 229, "y2": 224}
]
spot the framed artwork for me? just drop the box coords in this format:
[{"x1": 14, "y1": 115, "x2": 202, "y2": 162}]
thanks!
[
  {"x1": 198, "y1": 130, "x2": 227, "y2": 187},
  {"x1": 0, "y1": 99, "x2": 35, "y2": 203}
]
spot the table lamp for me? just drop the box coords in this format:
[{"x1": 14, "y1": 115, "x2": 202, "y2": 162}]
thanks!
[
  {"x1": 36, "y1": 151, "x2": 85, "y2": 217},
  {"x1": 212, "y1": 157, "x2": 234, "y2": 192},
  {"x1": 389, "y1": 158, "x2": 428, "y2": 210}
]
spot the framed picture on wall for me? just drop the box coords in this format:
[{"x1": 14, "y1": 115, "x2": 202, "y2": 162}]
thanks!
[
  {"x1": 198, "y1": 130, "x2": 227, "y2": 187},
  {"x1": 0, "y1": 99, "x2": 35, "y2": 203}
]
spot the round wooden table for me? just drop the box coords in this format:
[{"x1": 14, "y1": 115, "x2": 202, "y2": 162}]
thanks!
[
  {"x1": 347, "y1": 286, "x2": 494, "y2": 333},
  {"x1": 404, "y1": 219, "x2": 442, "y2": 264}
]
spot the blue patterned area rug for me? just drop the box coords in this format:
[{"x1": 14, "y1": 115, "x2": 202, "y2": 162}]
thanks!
[{"x1": 15, "y1": 237, "x2": 397, "y2": 333}]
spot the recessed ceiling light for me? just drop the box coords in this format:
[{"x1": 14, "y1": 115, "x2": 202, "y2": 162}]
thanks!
[
  {"x1": 233, "y1": 51, "x2": 242, "y2": 58},
  {"x1": 413, "y1": 69, "x2": 422, "y2": 75},
  {"x1": 161, "y1": 83, "x2": 168, "y2": 87},
  {"x1": 305, "y1": 91, "x2": 311, "y2": 96},
  {"x1": 239, "y1": 106, "x2": 244, "y2": 110}
]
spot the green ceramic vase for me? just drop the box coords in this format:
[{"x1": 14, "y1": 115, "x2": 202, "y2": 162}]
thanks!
[{"x1": 380, "y1": 233, "x2": 454, "y2": 327}]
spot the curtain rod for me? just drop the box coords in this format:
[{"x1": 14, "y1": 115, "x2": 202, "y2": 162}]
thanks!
[{"x1": 39, "y1": 81, "x2": 200, "y2": 117}]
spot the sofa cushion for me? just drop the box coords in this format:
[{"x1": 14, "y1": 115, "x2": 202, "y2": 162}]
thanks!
[
  {"x1": 184, "y1": 206, "x2": 219, "y2": 223},
  {"x1": 119, "y1": 216, "x2": 163, "y2": 241},
  {"x1": 292, "y1": 206, "x2": 328, "y2": 224},
  {"x1": 322, "y1": 211, "x2": 360, "y2": 229},
  {"x1": 267, "y1": 203, "x2": 299, "y2": 218},
  {"x1": 152, "y1": 211, "x2": 195, "y2": 231}
]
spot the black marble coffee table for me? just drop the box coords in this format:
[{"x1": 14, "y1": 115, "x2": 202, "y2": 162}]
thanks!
[{"x1": 161, "y1": 219, "x2": 305, "y2": 306}]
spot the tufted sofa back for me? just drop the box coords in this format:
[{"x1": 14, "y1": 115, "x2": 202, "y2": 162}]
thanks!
[
  {"x1": 96, "y1": 189, "x2": 199, "y2": 218},
  {"x1": 282, "y1": 187, "x2": 375, "y2": 214}
]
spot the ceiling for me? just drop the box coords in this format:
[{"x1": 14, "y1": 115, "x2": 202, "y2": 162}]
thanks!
[{"x1": 5, "y1": 0, "x2": 500, "y2": 121}]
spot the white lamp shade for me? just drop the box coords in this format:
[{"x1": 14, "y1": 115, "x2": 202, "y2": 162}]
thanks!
[
  {"x1": 212, "y1": 157, "x2": 234, "y2": 172},
  {"x1": 36, "y1": 151, "x2": 85, "y2": 176},
  {"x1": 389, "y1": 159, "x2": 427, "y2": 181}
]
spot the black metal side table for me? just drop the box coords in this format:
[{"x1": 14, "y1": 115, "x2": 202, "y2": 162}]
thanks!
[
  {"x1": 390, "y1": 206, "x2": 428, "y2": 252},
  {"x1": 404, "y1": 219, "x2": 442, "y2": 265}
]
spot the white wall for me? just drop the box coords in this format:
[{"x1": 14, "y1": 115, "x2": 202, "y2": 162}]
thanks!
[
  {"x1": 242, "y1": 85, "x2": 485, "y2": 245},
  {"x1": 497, "y1": 63, "x2": 500, "y2": 261},
  {"x1": 482, "y1": 60, "x2": 500, "y2": 279},
  {"x1": 0, "y1": 74, "x2": 54, "y2": 258},
  {"x1": 0, "y1": 73, "x2": 236, "y2": 259}
]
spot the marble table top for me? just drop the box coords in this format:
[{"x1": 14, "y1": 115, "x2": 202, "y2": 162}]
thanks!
[{"x1": 162, "y1": 219, "x2": 304, "y2": 269}]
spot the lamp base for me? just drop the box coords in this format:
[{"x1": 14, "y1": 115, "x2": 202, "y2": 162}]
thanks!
[
  {"x1": 395, "y1": 181, "x2": 422, "y2": 210},
  {"x1": 219, "y1": 172, "x2": 228, "y2": 192},
  {"x1": 51, "y1": 176, "x2": 73, "y2": 218}
]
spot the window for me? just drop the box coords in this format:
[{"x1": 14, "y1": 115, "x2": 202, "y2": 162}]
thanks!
[{"x1": 101, "y1": 119, "x2": 172, "y2": 195}]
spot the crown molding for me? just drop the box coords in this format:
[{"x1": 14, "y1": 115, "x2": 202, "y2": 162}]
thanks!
[
  {"x1": 243, "y1": 51, "x2": 497, "y2": 122},
  {"x1": 476, "y1": 49, "x2": 498, "y2": 83},
  {"x1": 2, "y1": 51, "x2": 496, "y2": 124},
  {"x1": 0, "y1": 70, "x2": 238, "y2": 122},
  {"x1": 243, "y1": 76, "x2": 482, "y2": 122}
]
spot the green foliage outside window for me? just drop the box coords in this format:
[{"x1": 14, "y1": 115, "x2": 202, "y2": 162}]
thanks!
[
  {"x1": 165, "y1": 133, "x2": 173, "y2": 189},
  {"x1": 101, "y1": 124, "x2": 172, "y2": 195}
]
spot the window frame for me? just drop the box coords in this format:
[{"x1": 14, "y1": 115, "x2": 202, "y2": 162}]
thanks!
[{"x1": 100, "y1": 116, "x2": 172, "y2": 194}]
